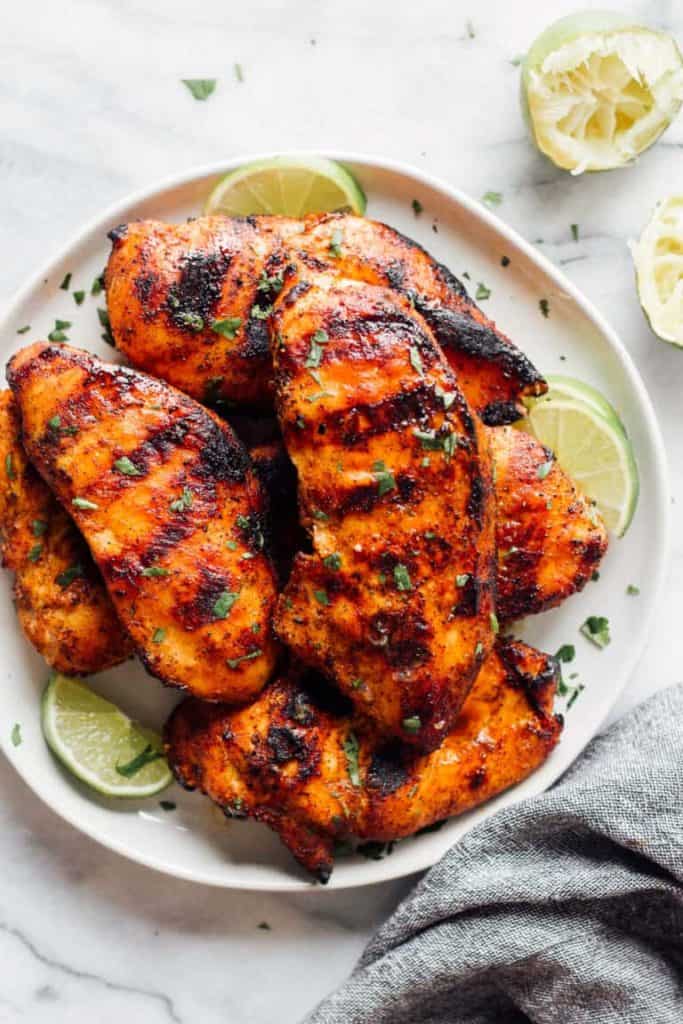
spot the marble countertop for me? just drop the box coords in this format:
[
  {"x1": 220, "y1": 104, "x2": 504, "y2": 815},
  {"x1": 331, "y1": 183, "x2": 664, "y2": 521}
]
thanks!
[{"x1": 2, "y1": 0, "x2": 682, "y2": 1020}]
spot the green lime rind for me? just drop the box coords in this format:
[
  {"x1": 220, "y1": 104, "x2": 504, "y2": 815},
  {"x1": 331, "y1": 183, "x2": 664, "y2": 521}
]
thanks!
[
  {"x1": 204, "y1": 156, "x2": 366, "y2": 218},
  {"x1": 520, "y1": 12, "x2": 683, "y2": 173},
  {"x1": 630, "y1": 195, "x2": 683, "y2": 348},
  {"x1": 41, "y1": 673, "x2": 172, "y2": 798},
  {"x1": 519, "y1": 393, "x2": 639, "y2": 537},
  {"x1": 525, "y1": 374, "x2": 629, "y2": 438}
]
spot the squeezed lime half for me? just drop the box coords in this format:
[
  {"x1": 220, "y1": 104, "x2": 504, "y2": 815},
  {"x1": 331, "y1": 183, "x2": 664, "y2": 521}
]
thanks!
[
  {"x1": 521, "y1": 12, "x2": 683, "y2": 173},
  {"x1": 630, "y1": 194, "x2": 683, "y2": 346}
]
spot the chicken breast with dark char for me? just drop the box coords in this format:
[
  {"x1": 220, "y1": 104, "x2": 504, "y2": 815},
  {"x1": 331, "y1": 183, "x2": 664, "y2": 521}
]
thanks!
[{"x1": 7, "y1": 343, "x2": 279, "y2": 702}]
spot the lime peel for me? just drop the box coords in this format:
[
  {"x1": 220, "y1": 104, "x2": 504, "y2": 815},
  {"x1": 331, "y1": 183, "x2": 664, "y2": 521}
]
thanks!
[
  {"x1": 204, "y1": 156, "x2": 366, "y2": 217},
  {"x1": 630, "y1": 195, "x2": 683, "y2": 346},
  {"x1": 522, "y1": 13, "x2": 683, "y2": 174},
  {"x1": 520, "y1": 388, "x2": 639, "y2": 537},
  {"x1": 42, "y1": 673, "x2": 172, "y2": 798}
]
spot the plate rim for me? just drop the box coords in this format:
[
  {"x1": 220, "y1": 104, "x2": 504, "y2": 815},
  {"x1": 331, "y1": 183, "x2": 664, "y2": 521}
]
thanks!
[{"x1": 0, "y1": 150, "x2": 671, "y2": 892}]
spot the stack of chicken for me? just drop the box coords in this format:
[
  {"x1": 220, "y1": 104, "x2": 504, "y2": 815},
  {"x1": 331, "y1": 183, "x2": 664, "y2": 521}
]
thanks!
[{"x1": 1, "y1": 213, "x2": 607, "y2": 881}]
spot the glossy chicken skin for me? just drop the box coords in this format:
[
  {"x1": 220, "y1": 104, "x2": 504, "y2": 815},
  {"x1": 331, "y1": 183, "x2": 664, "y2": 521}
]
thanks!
[
  {"x1": 105, "y1": 214, "x2": 545, "y2": 424},
  {"x1": 165, "y1": 639, "x2": 562, "y2": 882},
  {"x1": 272, "y1": 274, "x2": 496, "y2": 751},
  {"x1": 246, "y1": 424, "x2": 608, "y2": 614},
  {"x1": 7, "y1": 343, "x2": 279, "y2": 702},
  {"x1": 0, "y1": 391, "x2": 133, "y2": 674},
  {"x1": 494, "y1": 426, "x2": 607, "y2": 619}
]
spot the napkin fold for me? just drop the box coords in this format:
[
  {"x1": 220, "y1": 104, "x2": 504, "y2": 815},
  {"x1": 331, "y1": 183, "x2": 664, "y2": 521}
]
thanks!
[{"x1": 306, "y1": 684, "x2": 683, "y2": 1024}]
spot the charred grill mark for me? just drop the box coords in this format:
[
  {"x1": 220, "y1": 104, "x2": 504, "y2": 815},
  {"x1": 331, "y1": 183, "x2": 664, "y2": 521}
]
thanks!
[
  {"x1": 133, "y1": 271, "x2": 158, "y2": 310},
  {"x1": 384, "y1": 260, "x2": 406, "y2": 290},
  {"x1": 480, "y1": 400, "x2": 525, "y2": 427},
  {"x1": 497, "y1": 641, "x2": 560, "y2": 719},
  {"x1": 165, "y1": 248, "x2": 232, "y2": 330},
  {"x1": 467, "y1": 474, "x2": 485, "y2": 525},
  {"x1": 367, "y1": 743, "x2": 409, "y2": 795},
  {"x1": 107, "y1": 224, "x2": 129, "y2": 245},
  {"x1": 433, "y1": 260, "x2": 469, "y2": 299},
  {"x1": 173, "y1": 565, "x2": 233, "y2": 631},
  {"x1": 469, "y1": 765, "x2": 487, "y2": 790},
  {"x1": 367, "y1": 610, "x2": 432, "y2": 668},
  {"x1": 321, "y1": 383, "x2": 444, "y2": 447},
  {"x1": 284, "y1": 281, "x2": 312, "y2": 306},
  {"x1": 196, "y1": 418, "x2": 250, "y2": 483},
  {"x1": 266, "y1": 725, "x2": 315, "y2": 778},
  {"x1": 243, "y1": 316, "x2": 271, "y2": 360},
  {"x1": 300, "y1": 669, "x2": 354, "y2": 717},
  {"x1": 414, "y1": 300, "x2": 543, "y2": 389},
  {"x1": 321, "y1": 471, "x2": 418, "y2": 518},
  {"x1": 449, "y1": 575, "x2": 478, "y2": 618}
]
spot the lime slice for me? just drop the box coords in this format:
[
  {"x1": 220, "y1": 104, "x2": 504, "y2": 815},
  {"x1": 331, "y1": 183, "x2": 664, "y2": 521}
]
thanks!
[
  {"x1": 521, "y1": 12, "x2": 683, "y2": 173},
  {"x1": 204, "y1": 156, "x2": 366, "y2": 217},
  {"x1": 630, "y1": 195, "x2": 683, "y2": 346},
  {"x1": 520, "y1": 395, "x2": 639, "y2": 536},
  {"x1": 526, "y1": 374, "x2": 628, "y2": 436},
  {"x1": 42, "y1": 673, "x2": 172, "y2": 798}
]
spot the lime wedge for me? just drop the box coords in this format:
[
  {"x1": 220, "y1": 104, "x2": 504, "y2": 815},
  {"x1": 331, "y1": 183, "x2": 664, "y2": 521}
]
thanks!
[
  {"x1": 526, "y1": 374, "x2": 628, "y2": 436},
  {"x1": 520, "y1": 395, "x2": 638, "y2": 536},
  {"x1": 42, "y1": 674, "x2": 172, "y2": 798},
  {"x1": 204, "y1": 156, "x2": 366, "y2": 217},
  {"x1": 521, "y1": 12, "x2": 683, "y2": 173},
  {"x1": 630, "y1": 195, "x2": 683, "y2": 346}
]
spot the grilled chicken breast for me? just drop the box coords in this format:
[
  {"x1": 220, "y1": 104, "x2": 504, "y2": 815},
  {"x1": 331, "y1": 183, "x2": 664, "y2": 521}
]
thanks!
[
  {"x1": 165, "y1": 638, "x2": 562, "y2": 881},
  {"x1": 0, "y1": 391, "x2": 133, "y2": 674},
  {"x1": 245, "y1": 423, "x2": 607, "y2": 614},
  {"x1": 272, "y1": 274, "x2": 496, "y2": 751},
  {"x1": 493, "y1": 426, "x2": 607, "y2": 619},
  {"x1": 7, "y1": 343, "x2": 279, "y2": 702},
  {"x1": 105, "y1": 214, "x2": 545, "y2": 424}
]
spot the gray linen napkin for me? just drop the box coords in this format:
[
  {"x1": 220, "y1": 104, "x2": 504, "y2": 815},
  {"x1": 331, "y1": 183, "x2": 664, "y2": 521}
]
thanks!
[{"x1": 306, "y1": 684, "x2": 683, "y2": 1024}]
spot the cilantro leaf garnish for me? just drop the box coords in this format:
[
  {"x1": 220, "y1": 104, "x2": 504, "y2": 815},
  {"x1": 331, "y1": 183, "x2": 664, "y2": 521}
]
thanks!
[
  {"x1": 580, "y1": 615, "x2": 610, "y2": 649},
  {"x1": 342, "y1": 731, "x2": 361, "y2": 787},
  {"x1": 182, "y1": 79, "x2": 217, "y2": 101},
  {"x1": 212, "y1": 316, "x2": 242, "y2": 339}
]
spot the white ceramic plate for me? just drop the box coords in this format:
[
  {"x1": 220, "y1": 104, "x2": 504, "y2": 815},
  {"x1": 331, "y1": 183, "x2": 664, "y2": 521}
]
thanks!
[{"x1": 0, "y1": 153, "x2": 670, "y2": 891}]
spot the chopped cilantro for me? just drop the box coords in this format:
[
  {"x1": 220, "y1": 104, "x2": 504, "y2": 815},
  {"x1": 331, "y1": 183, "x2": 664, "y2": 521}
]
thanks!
[
  {"x1": 402, "y1": 715, "x2": 421, "y2": 734},
  {"x1": 98, "y1": 307, "x2": 115, "y2": 346},
  {"x1": 234, "y1": 62, "x2": 244, "y2": 82},
  {"x1": 182, "y1": 79, "x2": 217, "y2": 101},
  {"x1": 305, "y1": 390, "x2": 332, "y2": 403},
  {"x1": 475, "y1": 641, "x2": 484, "y2": 657},
  {"x1": 475, "y1": 282, "x2": 491, "y2": 301},
  {"x1": 32, "y1": 519, "x2": 47, "y2": 537},
  {"x1": 393, "y1": 563, "x2": 412, "y2": 591},
  {"x1": 11, "y1": 723, "x2": 22, "y2": 747},
  {"x1": 342, "y1": 731, "x2": 361, "y2": 787},
  {"x1": 580, "y1": 615, "x2": 610, "y2": 649},
  {"x1": 141, "y1": 566, "x2": 170, "y2": 578},
  {"x1": 351, "y1": 678, "x2": 364, "y2": 690},
  {"x1": 409, "y1": 346, "x2": 424, "y2": 376},
  {"x1": 251, "y1": 303, "x2": 272, "y2": 320},
  {"x1": 212, "y1": 590, "x2": 240, "y2": 619},
  {"x1": 490, "y1": 611, "x2": 499, "y2": 634},
  {"x1": 323, "y1": 553, "x2": 342, "y2": 571},
  {"x1": 455, "y1": 573, "x2": 469, "y2": 587},
  {"x1": 566, "y1": 684, "x2": 585, "y2": 709},
  {"x1": 116, "y1": 744, "x2": 163, "y2": 777},
  {"x1": 372, "y1": 460, "x2": 396, "y2": 497},
  {"x1": 314, "y1": 589, "x2": 329, "y2": 606},
  {"x1": 27, "y1": 543, "x2": 43, "y2": 563},
  {"x1": 5, "y1": 453, "x2": 15, "y2": 481},
  {"x1": 536, "y1": 459, "x2": 553, "y2": 480},
  {"x1": 159, "y1": 800, "x2": 176, "y2": 811},
  {"x1": 626, "y1": 584, "x2": 640, "y2": 595},
  {"x1": 555, "y1": 644, "x2": 575, "y2": 663},
  {"x1": 114, "y1": 456, "x2": 141, "y2": 476},
  {"x1": 539, "y1": 298, "x2": 550, "y2": 318},
  {"x1": 16, "y1": 325, "x2": 30, "y2": 335},
  {"x1": 411, "y1": 198, "x2": 423, "y2": 216},
  {"x1": 328, "y1": 229, "x2": 343, "y2": 258},
  {"x1": 176, "y1": 311, "x2": 205, "y2": 332},
  {"x1": 312, "y1": 508, "x2": 329, "y2": 521},
  {"x1": 305, "y1": 328, "x2": 329, "y2": 369},
  {"x1": 152, "y1": 628, "x2": 166, "y2": 644},
  {"x1": 169, "y1": 487, "x2": 193, "y2": 513},
  {"x1": 72, "y1": 497, "x2": 99, "y2": 511},
  {"x1": 56, "y1": 563, "x2": 84, "y2": 588},
  {"x1": 73, "y1": 290, "x2": 85, "y2": 305},
  {"x1": 91, "y1": 274, "x2": 104, "y2": 296},
  {"x1": 226, "y1": 649, "x2": 262, "y2": 669},
  {"x1": 482, "y1": 191, "x2": 502, "y2": 207},
  {"x1": 60, "y1": 272, "x2": 72, "y2": 291},
  {"x1": 212, "y1": 316, "x2": 242, "y2": 339},
  {"x1": 571, "y1": 224, "x2": 579, "y2": 242}
]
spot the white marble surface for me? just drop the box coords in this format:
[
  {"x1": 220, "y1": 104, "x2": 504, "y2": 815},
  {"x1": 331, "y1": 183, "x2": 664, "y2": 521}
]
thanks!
[{"x1": 2, "y1": 0, "x2": 683, "y2": 1019}]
